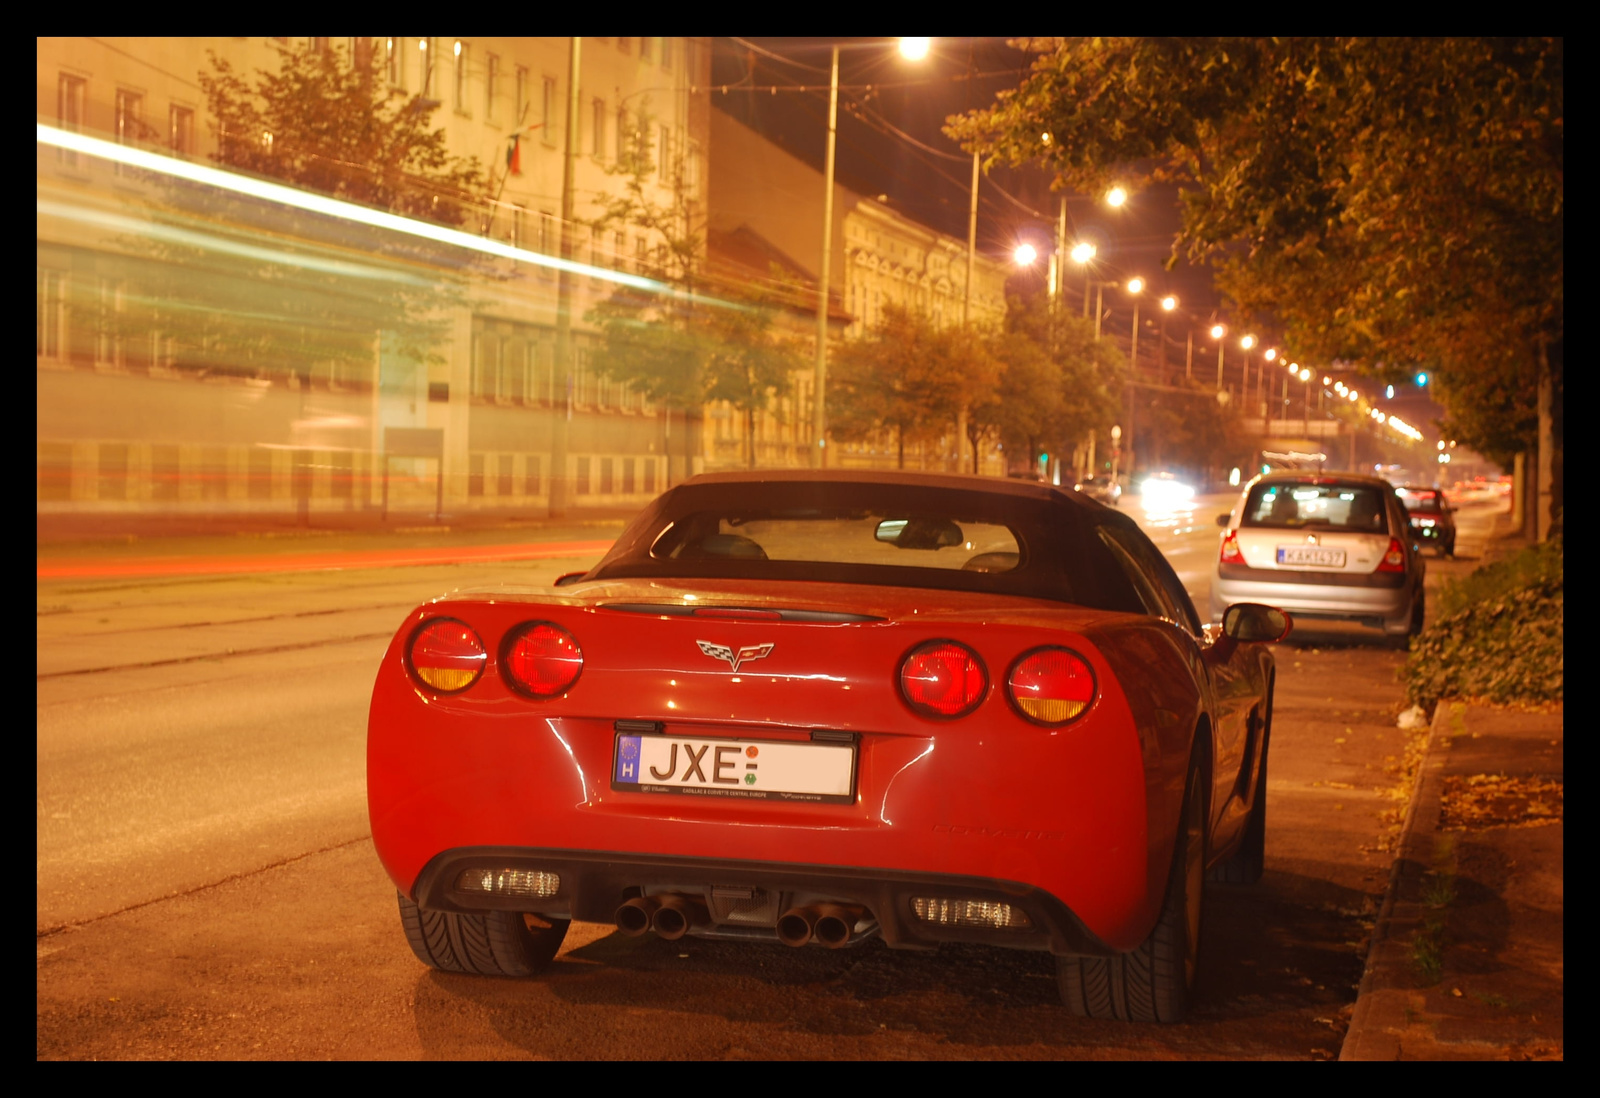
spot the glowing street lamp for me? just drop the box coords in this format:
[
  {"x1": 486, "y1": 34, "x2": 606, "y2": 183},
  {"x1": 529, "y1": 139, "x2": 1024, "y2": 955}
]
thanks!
[
  {"x1": 898, "y1": 37, "x2": 931, "y2": 60},
  {"x1": 1014, "y1": 243, "x2": 1038, "y2": 266},
  {"x1": 1106, "y1": 186, "x2": 1128, "y2": 207}
]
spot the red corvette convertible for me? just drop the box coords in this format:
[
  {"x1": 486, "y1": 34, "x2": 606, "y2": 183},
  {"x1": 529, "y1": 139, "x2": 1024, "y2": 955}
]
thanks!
[{"x1": 368, "y1": 470, "x2": 1289, "y2": 1022}]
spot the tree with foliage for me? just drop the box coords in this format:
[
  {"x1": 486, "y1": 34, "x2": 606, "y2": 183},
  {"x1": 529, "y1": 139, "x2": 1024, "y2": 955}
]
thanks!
[
  {"x1": 200, "y1": 41, "x2": 488, "y2": 225},
  {"x1": 828, "y1": 306, "x2": 1000, "y2": 470},
  {"x1": 585, "y1": 110, "x2": 802, "y2": 467},
  {"x1": 948, "y1": 37, "x2": 1562, "y2": 509},
  {"x1": 128, "y1": 41, "x2": 492, "y2": 389}
]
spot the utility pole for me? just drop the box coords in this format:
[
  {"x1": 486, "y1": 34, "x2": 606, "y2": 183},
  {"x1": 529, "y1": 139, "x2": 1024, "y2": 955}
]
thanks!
[
  {"x1": 548, "y1": 36, "x2": 580, "y2": 518},
  {"x1": 955, "y1": 148, "x2": 979, "y2": 473},
  {"x1": 811, "y1": 45, "x2": 840, "y2": 470}
]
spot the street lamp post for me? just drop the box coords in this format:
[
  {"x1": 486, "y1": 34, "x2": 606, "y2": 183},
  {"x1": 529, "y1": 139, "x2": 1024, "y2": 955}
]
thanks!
[
  {"x1": 1160, "y1": 295, "x2": 1177, "y2": 385},
  {"x1": 1210, "y1": 324, "x2": 1226, "y2": 391},
  {"x1": 1238, "y1": 334, "x2": 1256, "y2": 408},
  {"x1": 1126, "y1": 278, "x2": 1144, "y2": 371},
  {"x1": 810, "y1": 44, "x2": 841, "y2": 470}
]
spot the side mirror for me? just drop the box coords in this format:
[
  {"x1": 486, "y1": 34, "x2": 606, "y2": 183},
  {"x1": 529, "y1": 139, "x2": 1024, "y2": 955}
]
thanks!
[
  {"x1": 1222, "y1": 603, "x2": 1292, "y2": 644},
  {"x1": 1216, "y1": 513, "x2": 1232, "y2": 527},
  {"x1": 553, "y1": 571, "x2": 588, "y2": 587}
]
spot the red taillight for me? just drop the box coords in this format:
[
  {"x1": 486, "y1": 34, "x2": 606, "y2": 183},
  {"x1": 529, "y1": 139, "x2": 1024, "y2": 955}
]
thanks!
[
  {"x1": 899, "y1": 640, "x2": 987, "y2": 719},
  {"x1": 502, "y1": 623, "x2": 584, "y2": 697},
  {"x1": 1378, "y1": 537, "x2": 1407, "y2": 573},
  {"x1": 1220, "y1": 530, "x2": 1244, "y2": 564},
  {"x1": 1007, "y1": 647, "x2": 1097, "y2": 725},
  {"x1": 407, "y1": 618, "x2": 486, "y2": 693}
]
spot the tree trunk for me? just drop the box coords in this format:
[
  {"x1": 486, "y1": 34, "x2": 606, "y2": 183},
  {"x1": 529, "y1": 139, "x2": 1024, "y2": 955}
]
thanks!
[{"x1": 897, "y1": 426, "x2": 905, "y2": 470}]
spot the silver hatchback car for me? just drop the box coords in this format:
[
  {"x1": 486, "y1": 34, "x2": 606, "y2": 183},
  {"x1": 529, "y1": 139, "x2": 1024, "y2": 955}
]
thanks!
[{"x1": 1210, "y1": 472, "x2": 1424, "y2": 642}]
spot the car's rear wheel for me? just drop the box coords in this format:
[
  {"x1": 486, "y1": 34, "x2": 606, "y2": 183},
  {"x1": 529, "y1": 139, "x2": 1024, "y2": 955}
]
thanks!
[
  {"x1": 397, "y1": 892, "x2": 569, "y2": 976},
  {"x1": 1057, "y1": 754, "x2": 1207, "y2": 1022}
]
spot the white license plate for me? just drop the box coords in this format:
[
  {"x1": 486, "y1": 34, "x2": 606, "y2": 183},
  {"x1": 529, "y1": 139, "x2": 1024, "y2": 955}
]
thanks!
[
  {"x1": 1276, "y1": 546, "x2": 1347, "y2": 567},
  {"x1": 612, "y1": 733, "x2": 856, "y2": 804}
]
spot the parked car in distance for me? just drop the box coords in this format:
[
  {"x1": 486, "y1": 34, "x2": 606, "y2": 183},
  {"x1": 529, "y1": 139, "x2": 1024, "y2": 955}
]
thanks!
[
  {"x1": 1211, "y1": 471, "x2": 1425, "y2": 645},
  {"x1": 1395, "y1": 485, "x2": 1457, "y2": 557},
  {"x1": 368, "y1": 470, "x2": 1291, "y2": 1023},
  {"x1": 1073, "y1": 474, "x2": 1122, "y2": 505}
]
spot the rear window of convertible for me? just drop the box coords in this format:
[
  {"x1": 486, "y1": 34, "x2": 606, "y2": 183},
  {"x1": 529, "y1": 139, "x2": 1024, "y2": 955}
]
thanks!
[
  {"x1": 651, "y1": 511, "x2": 1022, "y2": 573},
  {"x1": 585, "y1": 482, "x2": 1149, "y2": 613}
]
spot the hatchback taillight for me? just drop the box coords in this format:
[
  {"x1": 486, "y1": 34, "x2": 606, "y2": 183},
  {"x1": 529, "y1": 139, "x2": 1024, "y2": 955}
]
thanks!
[
  {"x1": 1007, "y1": 647, "x2": 1097, "y2": 725},
  {"x1": 502, "y1": 622, "x2": 584, "y2": 697},
  {"x1": 899, "y1": 640, "x2": 987, "y2": 719},
  {"x1": 1220, "y1": 530, "x2": 1244, "y2": 564},
  {"x1": 407, "y1": 618, "x2": 487, "y2": 693},
  {"x1": 1377, "y1": 537, "x2": 1407, "y2": 573}
]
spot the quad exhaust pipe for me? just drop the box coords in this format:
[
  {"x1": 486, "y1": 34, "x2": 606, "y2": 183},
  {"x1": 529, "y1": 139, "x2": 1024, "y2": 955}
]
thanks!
[
  {"x1": 614, "y1": 894, "x2": 707, "y2": 940},
  {"x1": 618, "y1": 894, "x2": 865, "y2": 946},
  {"x1": 777, "y1": 904, "x2": 864, "y2": 948}
]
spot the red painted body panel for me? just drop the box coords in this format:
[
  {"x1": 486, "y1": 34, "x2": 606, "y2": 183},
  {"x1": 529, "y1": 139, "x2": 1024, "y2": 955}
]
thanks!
[{"x1": 367, "y1": 579, "x2": 1198, "y2": 951}]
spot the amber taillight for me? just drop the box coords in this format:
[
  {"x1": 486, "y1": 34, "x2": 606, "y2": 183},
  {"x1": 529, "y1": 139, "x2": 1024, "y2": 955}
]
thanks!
[
  {"x1": 899, "y1": 640, "x2": 987, "y2": 719},
  {"x1": 502, "y1": 623, "x2": 584, "y2": 697},
  {"x1": 1007, "y1": 647, "x2": 1097, "y2": 725},
  {"x1": 407, "y1": 618, "x2": 487, "y2": 693},
  {"x1": 1377, "y1": 537, "x2": 1407, "y2": 573}
]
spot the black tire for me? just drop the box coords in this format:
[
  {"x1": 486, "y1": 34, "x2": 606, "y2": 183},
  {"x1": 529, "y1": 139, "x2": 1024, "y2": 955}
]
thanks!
[
  {"x1": 397, "y1": 891, "x2": 569, "y2": 976},
  {"x1": 1057, "y1": 754, "x2": 1207, "y2": 1022}
]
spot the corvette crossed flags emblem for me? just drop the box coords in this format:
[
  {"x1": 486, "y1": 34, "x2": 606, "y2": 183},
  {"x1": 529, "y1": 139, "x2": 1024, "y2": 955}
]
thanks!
[{"x1": 696, "y1": 640, "x2": 774, "y2": 672}]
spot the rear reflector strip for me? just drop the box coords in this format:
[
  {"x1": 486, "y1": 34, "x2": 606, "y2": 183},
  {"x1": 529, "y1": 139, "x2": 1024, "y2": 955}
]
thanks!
[
  {"x1": 912, "y1": 897, "x2": 1031, "y2": 930},
  {"x1": 455, "y1": 868, "x2": 561, "y2": 899},
  {"x1": 601, "y1": 602, "x2": 884, "y2": 623}
]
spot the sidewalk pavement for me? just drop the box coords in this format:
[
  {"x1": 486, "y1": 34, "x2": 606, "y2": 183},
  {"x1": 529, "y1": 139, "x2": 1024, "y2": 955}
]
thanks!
[{"x1": 1340, "y1": 514, "x2": 1564, "y2": 1063}]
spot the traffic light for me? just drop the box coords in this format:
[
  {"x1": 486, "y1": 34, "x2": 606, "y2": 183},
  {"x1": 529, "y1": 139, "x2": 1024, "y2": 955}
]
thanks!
[
  {"x1": 1415, "y1": 371, "x2": 1429, "y2": 387},
  {"x1": 1037, "y1": 452, "x2": 1049, "y2": 474}
]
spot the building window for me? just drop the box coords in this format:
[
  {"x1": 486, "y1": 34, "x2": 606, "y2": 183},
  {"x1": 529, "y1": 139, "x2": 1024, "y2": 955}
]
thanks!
[
  {"x1": 512, "y1": 205, "x2": 526, "y2": 249},
  {"x1": 249, "y1": 449, "x2": 273, "y2": 499},
  {"x1": 498, "y1": 454, "x2": 514, "y2": 497},
  {"x1": 485, "y1": 53, "x2": 499, "y2": 120},
  {"x1": 330, "y1": 451, "x2": 353, "y2": 499},
  {"x1": 617, "y1": 37, "x2": 631, "y2": 55},
  {"x1": 453, "y1": 42, "x2": 469, "y2": 113},
  {"x1": 505, "y1": 340, "x2": 527, "y2": 402},
  {"x1": 472, "y1": 332, "x2": 501, "y2": 400},
  {"x1": 514, "y1": 66, "x2": 529, "y2": 125},
  {"x1": 541, "y1": 77, "x2": 556, "y2": 143},
  {"x1": 661, "y1": 37, "x2": 673, "y2": 70},
  {"x1": 98, "y1": 443, "x2": 129, "y2": 501},
  {"x1": 640, "y1": 37, "x2": 654, "y2": 64},
  {"x1": 115, "y1": 89, "x2": 144, "y2": 148},
  {"x1": 540, "y1": 211, "x2": 557, "y2": 257},
  {"x1": 95, "y1": 277, "x2": 123, "y2": 367},
  {"x1": 614, "y1": 231, "x2": 626, "y2": 271},
  {"x1": 468, "y1": 454, "x2": 485, "y2": 496},
  {"x1": 523, "y1": 455, "x2": 541, "y2": 496},
  {"x1": 658, "y1": 124, "x2": 672, "y2": 179},
  {"x1": 591, "y1": 99, "x2": 606, "y2": 158},
  {"x1": 623, "y1": 457, "x2": 636, "y2": 494},
  {"x1": 58, "y1": 73, "x2": 86, "y2": 145},
  {"x1": 386, "y1": 38, "x2": 404, "y2": 88},
  {"x1": 310, "y1": 37, "x2": 329, "y2": 54},
  {"x1": 635, "y1": 236, "x2": 649, "y2": 273},
  {"x1": 420, "y1": 38, "x2": 434, "y2": 97},
  {"x1": 37, "y1": 268, "x2": 66, "y2": 360},
  {"x1": 644, "y1": 459, "x2": 656, "y2": 494},
  {"x1": 600, "y1": 457, "x2": 615, "y2": 494},
  {"x1": 169, "y1": 106, "x2": 194, "y2": 155},
  {"x1": 576, "y1": 457, "x2": 591, "y2": 495}
]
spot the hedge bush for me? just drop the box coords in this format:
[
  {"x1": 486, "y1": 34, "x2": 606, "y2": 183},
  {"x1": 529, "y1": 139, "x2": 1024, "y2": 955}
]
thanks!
[{"x1": 1403, "y1": 536, "x2": 1564, "y2": 711}]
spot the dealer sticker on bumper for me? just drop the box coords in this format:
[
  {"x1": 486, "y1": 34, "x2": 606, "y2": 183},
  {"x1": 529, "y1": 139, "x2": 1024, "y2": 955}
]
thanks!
[{"x1": 612, "y1": 733, "x2": 855, "y2": 804}]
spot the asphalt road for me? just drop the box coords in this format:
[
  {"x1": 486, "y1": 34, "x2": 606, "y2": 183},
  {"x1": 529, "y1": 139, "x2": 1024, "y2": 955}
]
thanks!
[{"x1": 36, "y1": 493, "x2": 1508, "y2": 1059}]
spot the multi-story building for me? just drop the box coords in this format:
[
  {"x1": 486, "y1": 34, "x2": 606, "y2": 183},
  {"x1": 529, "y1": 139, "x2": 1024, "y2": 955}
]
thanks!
[
  {"x1": 37, "y1": 36, "x2": 710, "y2": 519},
  {"x1": 706, "y1": 108, "x2": 1010, "y2": 474}
]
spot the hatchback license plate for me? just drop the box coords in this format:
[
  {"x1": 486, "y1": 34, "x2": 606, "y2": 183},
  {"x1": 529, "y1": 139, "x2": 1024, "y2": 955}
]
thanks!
[
  {"x1": 612, "y1": 733, "x2": 855, "y2": 804},
  {"x1": 1277, "y1": 546, "x2": 1347, "y2": 567}
]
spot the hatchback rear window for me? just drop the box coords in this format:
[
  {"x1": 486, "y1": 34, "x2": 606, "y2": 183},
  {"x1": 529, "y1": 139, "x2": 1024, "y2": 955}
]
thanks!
[
  {"x1": 1396, "y1": 488, "x2": 1443, "y2": 514},
  {"x1": 1242, "y1": 482, "x2": 1390, "y2": 533}
]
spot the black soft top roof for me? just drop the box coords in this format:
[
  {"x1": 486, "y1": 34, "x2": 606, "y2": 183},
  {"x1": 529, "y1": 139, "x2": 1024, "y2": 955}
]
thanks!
[{"x1": 585, "y1": 472, "x2": 1151, "y2": 613}]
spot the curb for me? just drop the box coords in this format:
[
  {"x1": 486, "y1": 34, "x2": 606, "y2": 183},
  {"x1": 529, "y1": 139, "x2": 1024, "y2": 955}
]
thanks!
[{"x1": 1338, "y1": 700, "x2": 1453, "y2": 1060}]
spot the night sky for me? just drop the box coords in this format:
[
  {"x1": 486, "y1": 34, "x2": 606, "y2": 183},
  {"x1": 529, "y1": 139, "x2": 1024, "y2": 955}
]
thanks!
[{"x1": 707, "y1": 37, "x2": 1225, "y2": 328}]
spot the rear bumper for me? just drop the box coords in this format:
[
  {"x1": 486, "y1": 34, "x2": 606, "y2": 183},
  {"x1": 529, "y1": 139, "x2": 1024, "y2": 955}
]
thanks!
[
  {"x1": 414, "y1": 846, "x2": 1113, "y2": 956},
  {"x1": 1211, "y1": 568, "x2": 1416, "y2": 631}
]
